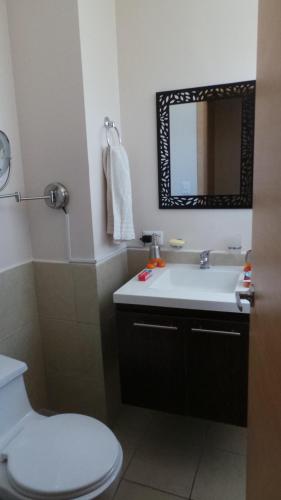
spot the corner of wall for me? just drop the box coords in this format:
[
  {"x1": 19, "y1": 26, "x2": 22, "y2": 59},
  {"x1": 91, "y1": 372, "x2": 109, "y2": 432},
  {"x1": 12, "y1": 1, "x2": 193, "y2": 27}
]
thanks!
[{"x1": 96, "y1": 248, "x2": 129, "y2": 424}]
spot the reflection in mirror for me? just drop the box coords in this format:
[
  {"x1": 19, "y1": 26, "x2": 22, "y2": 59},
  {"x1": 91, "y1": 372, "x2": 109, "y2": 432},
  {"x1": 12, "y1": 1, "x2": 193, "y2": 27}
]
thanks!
[
  {"x1": 170, "y1": 98, "x2": 242, "y2": 196},
  {"x1": 0, "y1": 131, "x2": 11, "y2": 191}
]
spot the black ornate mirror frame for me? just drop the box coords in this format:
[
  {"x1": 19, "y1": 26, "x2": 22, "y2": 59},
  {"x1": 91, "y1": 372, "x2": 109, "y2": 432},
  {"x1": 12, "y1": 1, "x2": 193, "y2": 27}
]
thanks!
[{"x1": 156, "y1": 80, "x2": 256, "y2": 209}]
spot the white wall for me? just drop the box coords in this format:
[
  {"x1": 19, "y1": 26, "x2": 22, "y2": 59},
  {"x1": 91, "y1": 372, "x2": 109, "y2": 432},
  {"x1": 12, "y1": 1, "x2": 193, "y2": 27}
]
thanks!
[
  {"x1": 7, "y1": 0, "x2": 95, "y2": 262},
  {"x1": 0, "y1": 0, "x2": 32, "y2": 272},
  {"x1": 116, "y1": 0, "x2": 258, "y2": 250},
  {"x1": 78, "y1": 0, "x2": 125, "y2": 261}
]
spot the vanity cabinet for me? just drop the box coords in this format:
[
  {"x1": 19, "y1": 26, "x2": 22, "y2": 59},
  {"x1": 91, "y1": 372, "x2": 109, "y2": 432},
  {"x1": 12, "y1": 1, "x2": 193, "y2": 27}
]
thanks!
[
  {"x1": 116, "y1": 305, "x2": 249, "y2": 426},
  {"x1": 187, "y1": 317, "x2": 249, "y2": 426},
  {"x1": 117, "y1": 310, "x2": 185, "y2": 414}
]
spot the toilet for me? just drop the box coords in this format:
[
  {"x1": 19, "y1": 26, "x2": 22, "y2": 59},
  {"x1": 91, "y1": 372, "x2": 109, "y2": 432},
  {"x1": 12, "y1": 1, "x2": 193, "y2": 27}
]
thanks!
[{"x1": 0, "y1": 355, "x2": 123, "y2": 500}]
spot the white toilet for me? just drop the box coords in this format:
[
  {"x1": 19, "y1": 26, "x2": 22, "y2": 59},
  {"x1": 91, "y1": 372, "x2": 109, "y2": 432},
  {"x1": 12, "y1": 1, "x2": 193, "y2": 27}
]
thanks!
[{"x1": 0, "y1": 355, "x2": 123, "y2": 500}]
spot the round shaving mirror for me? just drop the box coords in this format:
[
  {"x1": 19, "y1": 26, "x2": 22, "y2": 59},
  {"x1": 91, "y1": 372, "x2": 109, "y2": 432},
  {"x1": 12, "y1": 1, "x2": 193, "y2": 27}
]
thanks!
[{"x1": 0, "y1": 131, "x2": 11, "y2": 191}]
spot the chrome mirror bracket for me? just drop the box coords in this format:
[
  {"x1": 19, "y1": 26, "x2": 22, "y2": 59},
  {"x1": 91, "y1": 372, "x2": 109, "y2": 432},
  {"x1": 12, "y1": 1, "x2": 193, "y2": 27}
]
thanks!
[
  {"x1": 44, "y1": 183, "x2": 69, "y2": 210},
  {"x1": 0, "y1": 182, "x2": 69, "y2": 211}
]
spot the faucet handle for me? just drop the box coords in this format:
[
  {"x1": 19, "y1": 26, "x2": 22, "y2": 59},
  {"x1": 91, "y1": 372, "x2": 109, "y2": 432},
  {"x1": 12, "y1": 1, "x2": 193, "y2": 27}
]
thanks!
[{"x1": 200, "y1": 249, "x2": 211, "y2": 258}]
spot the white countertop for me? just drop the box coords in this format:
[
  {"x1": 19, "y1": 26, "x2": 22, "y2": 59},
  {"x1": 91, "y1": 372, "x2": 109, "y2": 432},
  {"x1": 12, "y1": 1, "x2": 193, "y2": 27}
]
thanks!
[{"x1": 113, "y1": 264, "x2": 250, "y2": 314}]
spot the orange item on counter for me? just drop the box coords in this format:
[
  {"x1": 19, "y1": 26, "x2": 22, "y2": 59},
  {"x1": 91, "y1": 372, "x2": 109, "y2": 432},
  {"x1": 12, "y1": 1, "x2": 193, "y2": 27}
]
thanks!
[
  {"x1": 157, "y1": 259, "x2": 166, "y2": 268},
  {"x1": 147, "y1": 258, "x2": 166, "y2": 268},
  {"x1": 149, "y1": 258, "x2": 158, "y2": 266}
]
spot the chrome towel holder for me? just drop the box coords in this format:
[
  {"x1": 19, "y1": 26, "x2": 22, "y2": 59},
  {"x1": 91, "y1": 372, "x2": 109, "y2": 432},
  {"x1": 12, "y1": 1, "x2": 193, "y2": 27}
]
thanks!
[
  {"x1": 104, "y1": 116, "x2": 121, "y2": 146},
  {"x1": 0, "y1": 182, "x2": 69, "y2": 211}
]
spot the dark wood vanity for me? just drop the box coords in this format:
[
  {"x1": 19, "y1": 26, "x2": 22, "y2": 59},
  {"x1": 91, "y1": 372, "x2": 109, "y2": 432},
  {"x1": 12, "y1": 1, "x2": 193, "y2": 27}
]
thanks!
[{"x1": 116, "y1": 304, "x2": 249, "y2": 427}]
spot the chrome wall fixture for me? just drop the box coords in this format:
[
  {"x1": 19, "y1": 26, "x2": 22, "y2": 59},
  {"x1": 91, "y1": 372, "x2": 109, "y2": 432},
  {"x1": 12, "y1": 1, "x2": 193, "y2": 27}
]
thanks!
[
  {"x1": 0, "y1": 182, "x2": 69, "y2": 211},
  {"x1": 104, "y1": 116, "x2": 121, "y2": 146},
  {"x1": 0, "y1": 131, "x2": 69, "y2": 211}
]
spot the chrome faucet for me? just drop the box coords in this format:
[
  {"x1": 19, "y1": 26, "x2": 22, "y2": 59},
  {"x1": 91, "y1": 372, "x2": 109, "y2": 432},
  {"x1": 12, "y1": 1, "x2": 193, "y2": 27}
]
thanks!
[{"x1": 200, "y1": 250, "x2": 211, "y2": 269}]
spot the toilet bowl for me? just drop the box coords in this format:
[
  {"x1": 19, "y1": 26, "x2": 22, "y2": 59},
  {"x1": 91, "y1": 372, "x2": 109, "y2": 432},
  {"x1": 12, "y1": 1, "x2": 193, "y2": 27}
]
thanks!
[{"x1": 0, "y1": 355, "x2": 123, "y2": 500}]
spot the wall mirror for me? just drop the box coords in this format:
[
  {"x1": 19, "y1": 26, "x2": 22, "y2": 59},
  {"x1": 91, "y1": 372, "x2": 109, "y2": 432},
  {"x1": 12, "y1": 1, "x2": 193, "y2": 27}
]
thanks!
[
  {"x1": 0, "y1": 131, "x2": 11, "y2": 191},
  {"x1": 156, "y1": 81, "x2": 255, "y2": 209}
]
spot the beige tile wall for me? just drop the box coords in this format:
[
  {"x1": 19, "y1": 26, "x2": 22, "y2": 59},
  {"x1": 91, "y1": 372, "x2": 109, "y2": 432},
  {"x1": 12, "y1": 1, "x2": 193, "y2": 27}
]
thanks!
[
  {"x1": 127, "y1": 248, "x2": 245, "y2": 277},
  {"x1": 34, "y1": 252, "x2": 129, "y2": 425},
  {"x1": 96, "y1": 250, "x2": 129, "y2": 425},
  {"x1": 34, "y1": 262, "x2": 107, "y2": 422},
  {"x1": 0, "y1": 263, "x2": 47, "y2": 410}
]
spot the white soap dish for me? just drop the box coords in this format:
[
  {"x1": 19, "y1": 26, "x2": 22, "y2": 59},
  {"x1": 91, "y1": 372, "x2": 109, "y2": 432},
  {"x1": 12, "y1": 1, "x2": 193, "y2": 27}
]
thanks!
[{"x1": 169, "y1": 238, "x2": 185, "y2": 249}]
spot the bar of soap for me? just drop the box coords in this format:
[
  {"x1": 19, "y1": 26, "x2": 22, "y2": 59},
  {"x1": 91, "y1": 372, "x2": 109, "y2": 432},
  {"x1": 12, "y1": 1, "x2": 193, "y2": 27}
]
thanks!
[{"x1": 169, "y1": 238, "x2": 185, "y2": 248}]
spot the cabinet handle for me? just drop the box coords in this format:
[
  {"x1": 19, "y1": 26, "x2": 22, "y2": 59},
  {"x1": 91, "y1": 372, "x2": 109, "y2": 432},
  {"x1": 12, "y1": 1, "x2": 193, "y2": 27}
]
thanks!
[
  {"x1": 191, "y1": 328, "x2": 241, "y2": 336},
  {"x1": 133, "y1": 322, "x2": 178, "y2": 331}
]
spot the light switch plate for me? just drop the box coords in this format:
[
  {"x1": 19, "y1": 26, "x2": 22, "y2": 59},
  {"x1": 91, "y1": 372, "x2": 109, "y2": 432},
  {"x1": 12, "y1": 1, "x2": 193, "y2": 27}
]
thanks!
[{"x1": 142, "y1": 230, "x2": 164, "y2": 245}]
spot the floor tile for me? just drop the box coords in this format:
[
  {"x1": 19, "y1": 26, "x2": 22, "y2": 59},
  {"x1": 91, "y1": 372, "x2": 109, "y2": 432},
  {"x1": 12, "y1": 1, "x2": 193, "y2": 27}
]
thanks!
[
  {"x1": 124, "y1": 414, "x2": 207, "y2": 498},
  {"x1": 125, "y1": 444, "x2": 201, "y2": 498},
  {"x1": 206, "y1": 422, "x2": 247, "y2": 455},
  {"x1": 113, "y1": 405, "x2": 154, "y2": 449},
  {"x1": 191, "y1": 448, "x2": 246, "y2": 500},
  {"x1": 121, "y1": 445, "x2": 135, "y2": 475},
  {"x1": 114, "y1": 480, "x2": 184, "y2": 500},
  {"x1": 113, "y1": 406, "x2": 246, "y2": 500},
  {"x1": 145, "y1": 412, "x2": 209, "y2": 452}
]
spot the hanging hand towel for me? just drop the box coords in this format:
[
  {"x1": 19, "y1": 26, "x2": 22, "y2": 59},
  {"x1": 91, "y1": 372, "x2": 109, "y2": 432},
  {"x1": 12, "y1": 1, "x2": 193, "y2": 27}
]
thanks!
[{"x1": 103, "y1": 144, "x2": 135, "y2": 241}]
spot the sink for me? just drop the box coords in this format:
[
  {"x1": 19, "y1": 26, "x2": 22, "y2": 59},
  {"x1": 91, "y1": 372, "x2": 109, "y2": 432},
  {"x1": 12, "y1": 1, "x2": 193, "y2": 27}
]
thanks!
[
  {"x1": 113, "y1": 263, "x2": 249, "y2": 314},
  {"x1": 149, "y1": 266, "x2": 240, "y2": 293}
]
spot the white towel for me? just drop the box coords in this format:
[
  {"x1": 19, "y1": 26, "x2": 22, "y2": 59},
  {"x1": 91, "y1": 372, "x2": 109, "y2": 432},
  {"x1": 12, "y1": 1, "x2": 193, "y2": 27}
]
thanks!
[{"x1": 103, "y1": 144, "x2": 135, "y2": 241}]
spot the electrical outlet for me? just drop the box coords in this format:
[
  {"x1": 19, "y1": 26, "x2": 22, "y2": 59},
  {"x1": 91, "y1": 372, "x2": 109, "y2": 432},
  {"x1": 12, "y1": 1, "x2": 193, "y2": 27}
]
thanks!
[{"x1": 142, "y1": 230, "x2": 164, "y2": 245}]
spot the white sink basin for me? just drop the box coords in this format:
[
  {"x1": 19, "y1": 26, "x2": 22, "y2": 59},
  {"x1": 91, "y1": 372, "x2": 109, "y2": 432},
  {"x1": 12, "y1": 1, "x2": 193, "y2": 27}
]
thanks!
[
  {"x1": 149, "y1": 267, "x2": 240, "y2": 294},
  {"x1": 114, "y1": 263, "x2": 249, "y2": 314}
]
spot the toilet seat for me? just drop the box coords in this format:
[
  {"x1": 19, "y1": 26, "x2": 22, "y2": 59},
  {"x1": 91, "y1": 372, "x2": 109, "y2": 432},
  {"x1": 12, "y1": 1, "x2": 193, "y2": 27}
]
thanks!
[{"x1": 4, "y1": 414, "x2": 122, "y2": 499}]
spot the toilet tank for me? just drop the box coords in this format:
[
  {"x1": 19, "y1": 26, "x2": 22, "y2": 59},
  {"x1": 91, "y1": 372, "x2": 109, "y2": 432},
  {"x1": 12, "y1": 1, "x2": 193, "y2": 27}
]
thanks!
[{"x1": 0, "y1": 355, "x2": 32, "y2": 440}]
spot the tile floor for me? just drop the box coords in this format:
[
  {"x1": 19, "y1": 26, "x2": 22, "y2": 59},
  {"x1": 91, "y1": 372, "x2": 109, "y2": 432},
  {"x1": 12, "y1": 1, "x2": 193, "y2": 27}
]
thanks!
[{"x1": 111, "y1": 405, "x2": 247, "y2": 500}]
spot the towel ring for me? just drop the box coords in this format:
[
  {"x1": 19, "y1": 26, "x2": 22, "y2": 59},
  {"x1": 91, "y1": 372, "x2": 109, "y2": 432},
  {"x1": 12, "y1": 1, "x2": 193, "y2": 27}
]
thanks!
[{"x1": 104, "y1": 116, "x2": 121, "y2": 146}]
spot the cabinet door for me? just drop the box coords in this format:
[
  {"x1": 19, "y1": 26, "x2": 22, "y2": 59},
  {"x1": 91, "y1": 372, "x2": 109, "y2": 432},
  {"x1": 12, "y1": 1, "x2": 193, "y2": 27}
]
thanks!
[
  {"x1": 117, "y1": 311, "x2": 185, "y2": 414},
  {"x1": 186, "y1": 318, "x2": 249, "y2": 426}
]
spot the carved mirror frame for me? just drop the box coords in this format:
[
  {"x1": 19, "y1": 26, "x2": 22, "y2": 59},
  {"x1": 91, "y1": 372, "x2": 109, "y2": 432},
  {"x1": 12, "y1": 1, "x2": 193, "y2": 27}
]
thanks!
[{"x1": 156, "y1": 80, "x2": 256, "y2": 209}]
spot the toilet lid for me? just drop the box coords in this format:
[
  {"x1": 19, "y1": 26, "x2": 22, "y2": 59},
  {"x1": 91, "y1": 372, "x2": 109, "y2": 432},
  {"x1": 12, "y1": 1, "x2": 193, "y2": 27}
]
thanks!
[{"x1": 5, "y1": 414, "x2": 121, "y2": 499}]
